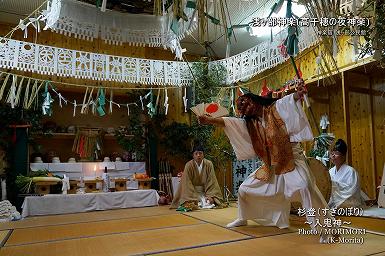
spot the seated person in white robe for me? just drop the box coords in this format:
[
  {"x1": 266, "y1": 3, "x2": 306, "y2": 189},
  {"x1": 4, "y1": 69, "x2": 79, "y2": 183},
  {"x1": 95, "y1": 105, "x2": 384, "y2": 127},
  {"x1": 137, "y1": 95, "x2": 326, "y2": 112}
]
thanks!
[
  {"x1": 328, "y1": 139, "x2": 365, "y2": 209},
  {"x1": 199, "y1": 81, "x2": 333, "y2": 243},
  {"x1": 170, "y1": 145, "x2": 224, "y2": 209}
]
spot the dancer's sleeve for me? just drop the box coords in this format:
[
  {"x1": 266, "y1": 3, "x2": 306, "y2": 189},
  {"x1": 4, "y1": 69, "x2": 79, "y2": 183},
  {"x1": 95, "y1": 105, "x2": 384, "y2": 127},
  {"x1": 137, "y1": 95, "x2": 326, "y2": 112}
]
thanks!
[
  {"x1": 223, "y1": 117, "x2": 257, "y2": 160},
  {"x1": 275, "y1": 94, "x2": 314, "y2": 142}
]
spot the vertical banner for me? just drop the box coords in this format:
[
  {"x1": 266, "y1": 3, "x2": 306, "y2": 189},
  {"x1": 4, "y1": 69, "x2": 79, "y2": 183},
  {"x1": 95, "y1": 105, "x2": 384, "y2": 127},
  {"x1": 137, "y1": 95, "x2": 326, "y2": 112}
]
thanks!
[{"x1": 232, "y1": 157, "x2": 262, "y2": 196}]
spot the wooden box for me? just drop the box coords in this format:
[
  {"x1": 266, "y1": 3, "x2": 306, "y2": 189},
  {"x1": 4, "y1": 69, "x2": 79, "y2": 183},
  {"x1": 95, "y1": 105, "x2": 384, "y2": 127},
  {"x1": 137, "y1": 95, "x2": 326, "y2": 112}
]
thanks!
[
  {"x1": 34, "y1": 181, "x2": 59, "y2": 194},
  {"x1": 84, "y1": 179, "x2": 103, "y2": 193},
  {"x1": 137, "y1": 178, "x2": 152, "y2": 190},
  {"x1": 68, "y1": 180, "x2": 78, "y2": 194},
  {"x1": 114, "y1": 178, "x2": 128, "y2": 191}
]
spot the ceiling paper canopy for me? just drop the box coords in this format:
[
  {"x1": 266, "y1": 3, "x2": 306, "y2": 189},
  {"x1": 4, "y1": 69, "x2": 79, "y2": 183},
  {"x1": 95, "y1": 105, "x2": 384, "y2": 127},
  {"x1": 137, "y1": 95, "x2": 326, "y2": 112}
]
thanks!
[{"x1": 47, "y1": 0, "x2": 197, "y2": 59}]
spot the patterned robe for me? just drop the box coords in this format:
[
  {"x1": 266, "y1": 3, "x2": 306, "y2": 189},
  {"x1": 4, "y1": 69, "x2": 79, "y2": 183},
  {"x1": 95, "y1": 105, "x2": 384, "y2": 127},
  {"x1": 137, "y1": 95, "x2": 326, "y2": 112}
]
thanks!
[{"x1": 223, "y1": 94, "x2": 331, "y2": 232}]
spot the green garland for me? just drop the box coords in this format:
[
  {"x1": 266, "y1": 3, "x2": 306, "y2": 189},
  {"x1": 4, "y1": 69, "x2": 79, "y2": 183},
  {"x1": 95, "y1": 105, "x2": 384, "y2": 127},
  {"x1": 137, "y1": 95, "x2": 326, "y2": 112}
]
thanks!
[
  {"x1": 358, "y1": 0, "x2": 385, "y2": 66},
  {"x1": 114, "y1": 107, "x2": 146, "y2": 161},
  {"x1": 160, "y1": 59, "x2": 233, "y2": 166}
]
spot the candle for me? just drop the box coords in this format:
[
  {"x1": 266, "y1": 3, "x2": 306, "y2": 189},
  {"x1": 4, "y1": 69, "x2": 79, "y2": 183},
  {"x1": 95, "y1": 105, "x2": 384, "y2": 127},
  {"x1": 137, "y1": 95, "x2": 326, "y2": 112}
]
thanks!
[{"x1": 94, "y1": 165, "x2": 97, "y2": 177}]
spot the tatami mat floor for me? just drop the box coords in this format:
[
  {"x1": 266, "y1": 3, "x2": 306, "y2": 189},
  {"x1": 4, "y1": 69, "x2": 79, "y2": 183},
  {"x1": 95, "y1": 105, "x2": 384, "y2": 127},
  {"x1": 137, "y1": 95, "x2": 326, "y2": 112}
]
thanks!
[{"x1": 0, "y1": 205, "x2": 384, "y2": 256}]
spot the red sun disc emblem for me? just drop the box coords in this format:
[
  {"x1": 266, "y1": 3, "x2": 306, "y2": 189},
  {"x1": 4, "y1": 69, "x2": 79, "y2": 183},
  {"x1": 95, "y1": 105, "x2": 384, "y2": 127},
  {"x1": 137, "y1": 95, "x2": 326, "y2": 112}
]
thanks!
[{"x1": 206, "y1": 103, "x2": 219, "y2": 114}]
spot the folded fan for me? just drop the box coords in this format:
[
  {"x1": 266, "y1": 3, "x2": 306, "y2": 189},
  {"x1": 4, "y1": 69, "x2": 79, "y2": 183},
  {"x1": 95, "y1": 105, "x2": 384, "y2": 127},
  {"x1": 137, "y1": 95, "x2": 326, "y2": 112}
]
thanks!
[
  {"x1": 190, "y1": 103, "x2": 205, "y2": 116},
  {"x1": 191, "y1": 102, "x2": 229, "y2": 118}
]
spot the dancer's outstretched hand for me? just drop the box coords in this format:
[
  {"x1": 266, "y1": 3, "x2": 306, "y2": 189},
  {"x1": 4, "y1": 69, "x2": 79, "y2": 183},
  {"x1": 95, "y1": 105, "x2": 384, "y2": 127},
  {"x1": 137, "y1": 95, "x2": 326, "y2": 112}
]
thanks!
[
  {"x1": 197, "y1": 115, "x2": 210, "y2": 125},
  {"x1": 197, "y1": 115, "x2": 225, "y2": 127}
]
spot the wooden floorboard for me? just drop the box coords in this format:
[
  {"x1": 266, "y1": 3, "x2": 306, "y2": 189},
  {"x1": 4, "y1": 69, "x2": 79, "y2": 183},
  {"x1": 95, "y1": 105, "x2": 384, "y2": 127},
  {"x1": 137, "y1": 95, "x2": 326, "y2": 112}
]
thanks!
[
  {"x1": 153, "y1": 232, "x2": 385, "y2": 256},
  {"x1": 342, "y1": 216, "x2": 385, "y2": 235},
  {"x1": 6, "y1": 214, "x2": 201, "y2": 246},
  {"x1": 1, "y1": 206, "x2": 385, "y2": 256},
  {"x1": 184, "y1": 207, "x2": 297, "y2": 237},
  {"x1": 0, "y1": 230, "x2": 10, "y2": 247},
  {"x1": 0, "y1": 206, "x2": 173, "y2": 230},
  {"x1": 0, "y1": 223, "x2": 249, "y2": 256}
]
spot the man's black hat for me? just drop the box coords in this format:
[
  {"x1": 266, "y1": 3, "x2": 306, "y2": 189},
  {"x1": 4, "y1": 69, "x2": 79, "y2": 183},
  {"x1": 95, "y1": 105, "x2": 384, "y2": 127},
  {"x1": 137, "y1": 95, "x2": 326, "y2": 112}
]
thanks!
[
  {"x1": 333, "y1": 139, "x2": 347, "y2": 155},
  {"x1": 192, "y1": 144, "x2": 205, "y2": 153}
]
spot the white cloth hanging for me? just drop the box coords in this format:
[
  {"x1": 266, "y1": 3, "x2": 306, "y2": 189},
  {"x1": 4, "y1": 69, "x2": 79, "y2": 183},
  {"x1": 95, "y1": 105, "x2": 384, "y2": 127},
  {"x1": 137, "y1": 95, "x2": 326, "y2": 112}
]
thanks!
[{"x1": 48, "y1": 0, "x2": 196, "y2": 55}]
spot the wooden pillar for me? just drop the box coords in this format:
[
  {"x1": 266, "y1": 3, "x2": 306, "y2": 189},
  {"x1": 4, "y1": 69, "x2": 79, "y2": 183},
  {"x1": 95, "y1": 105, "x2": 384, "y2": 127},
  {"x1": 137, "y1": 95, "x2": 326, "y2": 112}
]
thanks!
[
  {"x1": 369, "y1": 77, "x2": 378, "y2": 191},
  {"x1": 341, "y1": 71, "x2": 352, "y2": 165}
]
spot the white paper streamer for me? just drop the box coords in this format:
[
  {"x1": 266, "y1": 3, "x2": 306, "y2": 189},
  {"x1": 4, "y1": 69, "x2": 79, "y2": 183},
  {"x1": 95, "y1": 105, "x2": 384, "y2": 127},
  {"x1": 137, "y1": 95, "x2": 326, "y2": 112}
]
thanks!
[
  {"x1": 0, "y1": 74, "x2": 10, "y2": 101},
  {"x1": 51, "y1": 87, "x2": 67, "y2": 108},
  {"x1": 80, "y1": 87, "x2": 89, "y2": 114},
  {"x1": 23, "y1": 78, "x2": 31, "y2": 109},
  {"x1": 230, "y1": 88, "x2": 235, "y2": 114},
  {"x1": 109, "y1": 90, "x2": 113, "y2": 114},
  {"x1": 164, "y1": 88, "x2": 169, "y2": 115},
  {"x1": 6, "y1": 75, "x2": 17, "y2": 108},
  {"x1": 26, "y1": 80, "x2": 38, "y2": 109},
  {"x1": 182, "y1": 87, "x2": 188, "y2": 112},
  {"x1": 73, "y1": 100, "x2": 77, "y2": 117},
  {"x1": 13, "y1": 77, "x2": 24, "y2": 107},
  {"x1": 140, "y1": 96, "x2": 144, "y2": 110}
]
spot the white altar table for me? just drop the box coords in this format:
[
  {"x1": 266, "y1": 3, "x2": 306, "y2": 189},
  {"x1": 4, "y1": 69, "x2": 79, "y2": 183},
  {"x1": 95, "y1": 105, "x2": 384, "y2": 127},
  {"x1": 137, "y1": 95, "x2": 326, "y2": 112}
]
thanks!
[{"x1": 21, "y1": 189, "x2": 159, "y2": 218}]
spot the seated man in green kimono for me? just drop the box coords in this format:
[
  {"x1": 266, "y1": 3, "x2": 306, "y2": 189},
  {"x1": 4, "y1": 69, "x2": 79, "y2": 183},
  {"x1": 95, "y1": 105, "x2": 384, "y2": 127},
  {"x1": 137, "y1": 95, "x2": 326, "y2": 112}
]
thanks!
[{"x1": 170, "y1": 145, "x2": 224, "y2": 210}]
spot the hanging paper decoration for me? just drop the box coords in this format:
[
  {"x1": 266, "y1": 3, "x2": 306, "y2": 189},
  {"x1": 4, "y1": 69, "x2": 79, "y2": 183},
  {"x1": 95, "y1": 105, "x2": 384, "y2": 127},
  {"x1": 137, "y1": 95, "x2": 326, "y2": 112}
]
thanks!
[
  {"x1": 17, "y1": 19, "x2": 28, "y2": 38},
  {"x1": 86, "y1": 88, "x2": 95, "y2": 114},
  {"x1": 283, "y1": 0, "x2": 299, "y2": 57},
  {"x1": 14, "y1": 77, "x2": 24, "y2": 107},
  {"x1": 41, "y1": 0, "x2": 195, "y2": 57},
  {"x1": 97, "y1": 88, "x2": 106, "y2": 116},
  {"x1": 182, "y1": 87, "x2": 188, "y2": 113},
  {"x1": 146, "y1": 90, "x2": 156, "y2": 118},
  {"x1": 28, "y1": 17, "x2": 41, "y2": 33},
  {"x1": 154, "y1": 88, "x2": 161, "y2": 114},
  {"x1": 139, "y1": 95, "x2": 145, "y2": 110},
  {"x1": 6, "y1": 75, "x2": 17, "y2": 108},
  {"x1": 13, "y1": 0, "x2": 61, "y2": 37},
  {"x1": 42, "y1": 0, "x2": 62, "y2": 30},
  {"x1": 80, "y1": 87, "x2": 89, "y2": 114},
  {"x1": 108, "y1": 90, "x2": 113, "y2": 114},
  {"x1": 51, "y1": 87, "x2": 67, "y2": 108},
  {"x1": 22, "y1": 78, "x2": 31, "y2": 109},
  {"x1": 164, "y1": 88, "x2": 169, "y2": 115},
  {"x1": 73, "y1": 100, "x2": 77, "y2": 117},
  {"x1": 1, "y1": 17, "x2": 319, "y2": 87},
  {"x1": 0, "y1": 71, "x2": 140, "y2": 119},
  {"x1": 41, "y1": 81, "x2": 54, "y2": 116},
  {"x1": 90, "y1": 99, "x2": 96, "y2": 115},
  {"x1": 0, "y1": 74, "x2": 10, "y2": 101},
  {"x1": 230, "y1": 88, "x2": 235, "y2": 114},
  {"x1": 125, "y1": 103, "x2": 138, "y2": 116},
  {"x1": 79, "y1": 87, "x2": 94, "y2": 114},
  {"x1": 26, "y1": 81, "x2": 44, "y2": 110}
]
